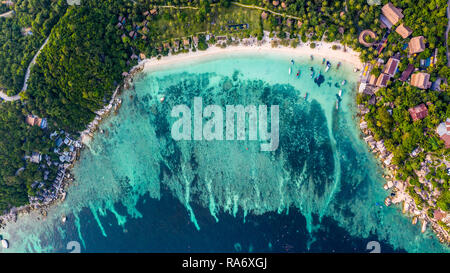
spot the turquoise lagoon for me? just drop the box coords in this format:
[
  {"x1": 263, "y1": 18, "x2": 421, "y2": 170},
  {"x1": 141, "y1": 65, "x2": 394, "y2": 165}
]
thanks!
[{"x1": 1, "y1": 52, "x2": 449, "y2": 253}]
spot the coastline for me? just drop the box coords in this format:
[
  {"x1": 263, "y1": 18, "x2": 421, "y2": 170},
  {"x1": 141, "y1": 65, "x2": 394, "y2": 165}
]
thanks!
[{"x1": 1, "y1": 37, "x2": 447, "y2": 247}]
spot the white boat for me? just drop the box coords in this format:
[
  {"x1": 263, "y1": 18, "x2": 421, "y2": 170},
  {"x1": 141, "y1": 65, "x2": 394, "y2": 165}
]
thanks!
[
  {"x1": 1, "y1": 239, "x2": 9, "y2": 249},
  {"x1": 289, "y1": 67, "x2": 292, "y2": 75},
  {"x1": 341, "y1": 80, "x2": 347, "y2": 86},
  {"x1": 338, "y1": 90, "x2": 342, "y2": 97},
  {"x1": 325, "y1": 61, "x2": 331, "y2": 72},
  {"x1": 336, "y1": 100, "x2": 339, "y2": 110}
]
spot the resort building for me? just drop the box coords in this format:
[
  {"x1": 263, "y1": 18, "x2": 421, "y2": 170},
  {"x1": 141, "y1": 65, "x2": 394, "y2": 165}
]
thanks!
[
  {"x1": 30, "y1": 152, "x2": 41, "y2": 164},
  {"x1": 261, "y1": 11, "x2": 268, "y2": 20},
  {"x1": 409, "y1": 36, "x2": 425, "y2": 55},
  {"x1": 383, "y1": 57, "x2": 399, "y2": 77},
  {"x1": 26, "y1": 115, "x2": 47, "y2": 129},
  {"x1": 192, "y1": 36, "x2": 199, "y2": 48},
  {"x1": 376, "y1": 73, "x2": 390, "y2": 87},
  {"x1": 400, "y1": 64, "x2": 415, "y2": 81},
  {"x1": 436, "y1": 118, "x2": 450, "y2": 148},
  {"x1": 395, "y1": 23, "x2": 412, "y2": 39},
  {"x1": 410, "y1": 72, "x2": 431, "y2": 89},
  {"x1": 408, "y1": 104, "x2": 428, "y2": 121},
  {"x1": 381, "y1": 3, "x2": 404, "y2": 27},
  {"x1": 272, "y1": 1, "x2": 279, "y2": 7},
  {"x1": 368, "y1": 74, "x2": 377, "y2": 86},
  {"x1": 358, "y1": 29, "x2": 377, "y2": 47}
]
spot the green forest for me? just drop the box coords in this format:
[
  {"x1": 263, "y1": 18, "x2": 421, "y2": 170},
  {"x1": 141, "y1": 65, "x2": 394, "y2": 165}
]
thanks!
[
  {"x1": 0, "y1": 0, "x2": 448, "y2": 215},
  {"x1": 0, "y1": 0, "x2": 67, "y2": 95}
]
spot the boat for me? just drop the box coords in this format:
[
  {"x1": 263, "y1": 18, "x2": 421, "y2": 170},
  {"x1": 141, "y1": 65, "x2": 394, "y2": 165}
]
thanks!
[
  {"x1": 322, "y1": 58, "x2": 326, "y2": 64},
  {"x1": 338, "y1": 89, "x2": 342, "y2": 97},
  {"x1": 337, "y1": 62, "x2": 341, "y2": 69},
  {"x1": 336, "y1": 100, "x2": 339, "y2": 110},
  {"x1": 309, "y1": 67, "x2": 314, "y2": 78},
  {"x1": 62, "y1": 215, "x2": 67, "y2": 223},
  {"x1": 296, "y1": 70, "x2": 300, "y2": 78},
  {"x1": 1, "y1": 239, "x2": 9, "y2": 249},
  {"x1": 325, "y1": 61, "x2": 331, "y2": 72},
  {"x1": 304, "y1": 93, "x2": 308, "y2": 100},
  {"x1": 291, "y1": 59, "x2": 294, "y2": 65},
  {"x1": 341, "y1": 80, "x2": 347, "y2": 86},
  {"x1": 289, "y1": 67, "x2": 292, "y2": 75},
  {"x1": 310, "y1": 55, "x2": 313, "y2": 60},
  {"x1": 160, "y1": 96, "x2": 165, "y2": 103},
  {"x1": 315, "y1": 70, "x2": 321, "y2": 81}
]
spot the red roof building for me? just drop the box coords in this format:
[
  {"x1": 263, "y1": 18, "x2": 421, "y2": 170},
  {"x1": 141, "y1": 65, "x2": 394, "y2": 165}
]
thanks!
[{"x1": 408, "y1": 104, "x2": 428, "y2": 121}]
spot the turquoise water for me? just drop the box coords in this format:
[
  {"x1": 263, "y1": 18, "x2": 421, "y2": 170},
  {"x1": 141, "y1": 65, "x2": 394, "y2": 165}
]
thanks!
[{"x1": 0, "y1": 53, "x2": 448, "y2": 253}]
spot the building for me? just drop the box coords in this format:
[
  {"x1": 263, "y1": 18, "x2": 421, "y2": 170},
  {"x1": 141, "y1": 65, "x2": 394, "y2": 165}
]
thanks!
[
  {"x1": 30, "y1": 152, "x2": 41, "y2": 164},
  {"x1": 383, "y1": 57, "x2": 399, "y2": 77},
  {"x1": 399, "y1": 64, "x2": 415, "y2": 81},
  {"x1": 376, "y1": 73, "x2": 390, "y2": 87},
  {"x1": 395, "y1": 23, "x2": 412, "y2": 39},
  {"x1": 26, "y1": 115, "x2": 47, "y2": 129},
  {"x1": 410, "y1": 72, "x2": 431, "y2": 89},
  {"x1": 183, "y1": 38, "x2": 190, "y2": 48},
  {"x1": 409, "y1": 36, "x2": 425, "y2": 55},
  {"x1": 192, "y1": 36, "x2": 199, "y2": 48},
  {"x1": 368, "y1": 74, "x2": 377, "y2": 86},
  {"x1": 261, "y1": 11, "x2": 268, "y2": 20},
  {"x1": 408, "y1": 104, "x2": 428, "y2": 121},
  {"x1": 436, "y1": 118, "x2": 450, "y2": 148},
  {"x1": 381, "y1": 3, "x2": 404, "y2": 26},
  {"x1": 272, "y1": 0, "x2": 279, "y2": 6}
]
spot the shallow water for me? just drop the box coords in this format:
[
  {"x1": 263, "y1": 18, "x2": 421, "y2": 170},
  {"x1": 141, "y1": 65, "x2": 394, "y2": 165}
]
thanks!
[{"x1": 1, "y1": 53, "x2": 448, "y2": 253}]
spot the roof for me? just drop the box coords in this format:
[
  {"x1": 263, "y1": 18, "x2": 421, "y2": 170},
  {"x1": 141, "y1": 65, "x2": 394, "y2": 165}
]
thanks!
[
  {"x1": 383, "y1": 58, "x2": 399, "y2": 77},
  {"x1": 368, "y1": 74, "x2": 377, "y2": 85},
  {"x1": 409, "y1": 36, "x2": 425, "y2": 55},
  {"x1": 400, "y1": 64, "x2": 415, "y2": 81},
  {"x1": 376, "y1": 73, "x2": 390, "y2": 87},
  {"x1": 272, "y1": 0, "x2": 279, "y2": 6},
  {"x1": 261, "y1": 11, "x2": 268, "y2": 20},
  {"x1": 395, "y1": 24, "x2": 412, "y2": 39},
  {"x1": 408, "y1": 104, "x2": 428, "y2": 121},
  {"x1": 381, "y1": 3, "x2": 404, "y2": 25},
  {"x1": 26, "y1": 115, "x2": 46, "y2": 128},
  {"x1": 410, "y1": 72, "x2": 430, "y2": 89},
  {"x1": 436, "y1": 118, "x2": 450, "y2": 148}
]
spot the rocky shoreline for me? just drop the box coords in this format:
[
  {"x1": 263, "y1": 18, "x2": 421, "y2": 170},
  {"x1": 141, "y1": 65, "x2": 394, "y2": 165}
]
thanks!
[
  {"x1": 357, "y1": 105, "x2": 450, "y2": 245},
  {"x1": 0, "y1": 60, "x2": 146, "y2": 229}
]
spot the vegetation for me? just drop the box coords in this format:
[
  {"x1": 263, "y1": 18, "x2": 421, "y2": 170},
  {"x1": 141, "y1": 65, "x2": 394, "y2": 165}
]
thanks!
[
  {"x1": 0, "y1": 0, "x2": 67, "y2": 95},
  {"x1": 0, "y1": 0, "x2": 448, "y2": 218}
]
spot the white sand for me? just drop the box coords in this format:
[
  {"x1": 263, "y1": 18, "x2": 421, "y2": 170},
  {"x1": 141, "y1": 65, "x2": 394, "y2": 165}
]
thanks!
[{"x1": 141, "y1": 40, "x2": 363, "y2": 73}]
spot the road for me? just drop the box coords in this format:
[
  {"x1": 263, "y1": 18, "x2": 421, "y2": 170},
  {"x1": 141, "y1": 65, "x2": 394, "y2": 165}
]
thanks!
[{"x1": 0, "y1": 36, "x2": 50, "y2": 102}]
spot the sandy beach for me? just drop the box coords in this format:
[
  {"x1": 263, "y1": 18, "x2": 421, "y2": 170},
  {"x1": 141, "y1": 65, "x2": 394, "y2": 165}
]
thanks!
[{"x1": 141, "y1": 39, "x2": 363, "y2": 73}]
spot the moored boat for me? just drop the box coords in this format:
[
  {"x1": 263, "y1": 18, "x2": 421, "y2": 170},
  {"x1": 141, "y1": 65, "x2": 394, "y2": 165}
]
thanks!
[
  {"x1": 322, "y1": 58, "x2": 325, "y2": 64},
  {"x1": 289, "y1": 67, "x2": 292, "y2": 75},
  {"x1": 336, "y1": 99, "x2": 339, "y2": 110},
  {"x1": 337, "y1": 62, "x2": 341, "y2": 69},
  {"x1": 304, "y1": 93, "x2": 308, "y2": 100},
  {"x1": 309, "y1": 67, "x2": 314, "y2": 78},
  {"x1": 1, "y1": 239, "x2": 9, "y2": 249},
  {"x1": 338, "y1": 89, "x2": 342, "y2": 97},
  {"x1": 341, "y1": 80, "x2": 346, "y2": 86},
  {"x1": 325, "y1": 61, "x2": 331, "y2": 72},
  {"x1": 296, "y1": 70, "x2": 300, "y2": 78}
]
